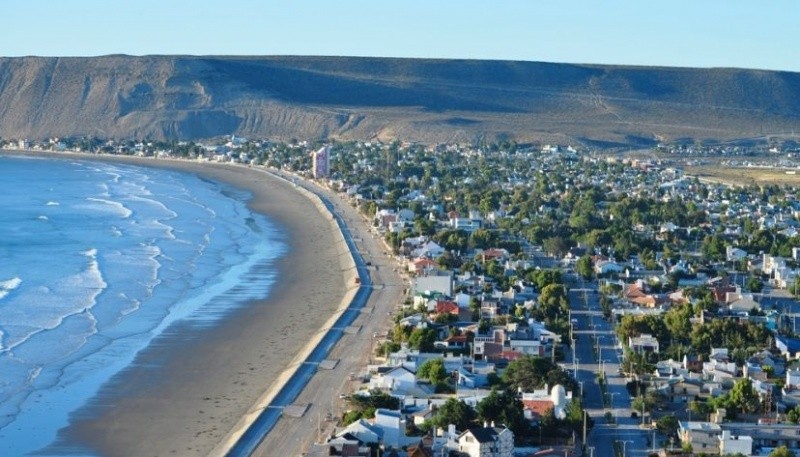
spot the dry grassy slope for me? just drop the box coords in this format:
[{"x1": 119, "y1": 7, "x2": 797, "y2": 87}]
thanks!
[{"x1": 0, "y1": 55, "x2": 798, "y2": 145}]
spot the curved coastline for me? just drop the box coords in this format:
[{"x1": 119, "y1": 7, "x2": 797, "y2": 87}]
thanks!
[{"x1": 1, "y1": 150, "x2": 359, "y2": 456}]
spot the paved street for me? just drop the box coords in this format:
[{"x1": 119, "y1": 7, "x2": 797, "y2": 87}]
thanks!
[{"x1": 566, "y1": 278, "x2": 651, "y2": 457}]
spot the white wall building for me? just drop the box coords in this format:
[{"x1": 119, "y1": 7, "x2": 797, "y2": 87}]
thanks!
[
  {"x1": 718, "y1": 430, "x2": 753, "y2": 456},
  {"x1": 458, "y1": 425, "x2": 514, "y2": 457}
]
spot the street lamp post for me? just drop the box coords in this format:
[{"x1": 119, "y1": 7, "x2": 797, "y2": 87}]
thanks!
[
  {"x1": 608, "y1": 392, "x2": 618, "y2": 409},
  {"x1": 616, "y1": 439, "x2": 633, "y2": 457}
]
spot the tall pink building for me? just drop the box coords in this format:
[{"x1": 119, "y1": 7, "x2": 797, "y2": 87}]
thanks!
[{"x1": 312, "y1": 145, "x2": 330, "y2": 178}]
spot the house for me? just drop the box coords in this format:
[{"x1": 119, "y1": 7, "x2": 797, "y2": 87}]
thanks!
[
  {"x1": 480, "y1": 298, "x2": 501, "y2": 320},
  {"x1": 726, "y1": 246, "x2": 748, "y2": 263},
  {"x1": 406, "y1": 440, "x2": 435, "y2": 457},
  {"x1": 663, "y1": 376, "x2": 704, "y2": 404},
  {"x1": 776, "y1": 334, "x2": 800, "y2": 358},
  {"x1": 373, "y1": 409, "x2": 409, "y2": 449},
  {"x1": 654, "y1": 359, "x2": 685, "y2": 377},
  {"x1": 456, "y1": 367, "x2": 489, "y2": 389},
  {"x1": 457, "y1": 425, "x2": 514, "y2": 457},
  {"x1": 409, "y1": 258, "x2": 439, "y2": 275},
  {"x1": 433, "y1": 300, "x2": 460, "y2": 318},
  {"x1": 480, "y1": 248, "x2": 509, "y2": 263},
  {"x1": 438, "y1": 334, "x2": 469, "y2": 351},
  {"x1": 473, "y1": 341, "x2": 503, "y2": 361},
  {"x1": 336, "y1": 419, "x2": 383, "y2": 445},
  {"x1": 718, "y1": 422, "x2": 800, "y2": 453},
  {"x1": 375, "y1": 209, "x2": 398, "y2": 230},
  {"x1": 411, "y1": 406, "x2": 434, "y2": 426},
  {"x1": 679, "y1": 421, "x2": 722, "y2": 455},
  {"x1": 412, "y1": 241, "x2": 445, "y2": 259},
  {"x1": 450, "y1": 217, "x2": 482, "y2": 233},
  {"x1": 683, "y1": 354, "x2": 704, "y2": 373},
  {"x1": 522, "y1": 399, "x2": 554, "y2": 423},
  {"x1": 703, "y1": 349, "x2": 737, "y2": 378},
  {"x1": 521, "y1": 385, "x2": 572, "y2": 420},
  {"x1": 508, "y1": 339, "x2": 544, "y2": 356},
  {"x1": 629, "y1": 333, "x2": 660, "y2": 354},
  {"x1": 787, "y1": 368, "x2": 800, "y2": 389},
  {"x1": 718, "y1": 430, "x2": 753, "y2": 456},
  {"x1": 414, "y1": 274, "x2": 453, "y2": 297},
  {"x1": 369, "y1": 366, "x2": 416, "y2": 392},
  {"x1": 728, "y1": 293, "x2": 760, "y2": 314},
  {"x1": 307, "y1": 437, "x2": 371, "y2": 457},
  {"x1": 745, "y1": 350, "x2": 785, "y2": 377},
  {"x1": 595, "y1": 260, "x2": 624, "y2": 276}
]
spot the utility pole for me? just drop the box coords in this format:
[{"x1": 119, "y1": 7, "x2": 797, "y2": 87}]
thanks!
[{"x1": 583, "y1": 409, "x2": 588, "y2": 445}]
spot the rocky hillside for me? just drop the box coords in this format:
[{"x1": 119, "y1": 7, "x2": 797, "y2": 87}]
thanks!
[{"x1": 1, "y1": 55, "x2": 798, "y2": 146}]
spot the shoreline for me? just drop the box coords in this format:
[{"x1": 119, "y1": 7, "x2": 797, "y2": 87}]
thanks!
[{"x1": 2, "y1": 151, "x2": 359, "y2": 456}]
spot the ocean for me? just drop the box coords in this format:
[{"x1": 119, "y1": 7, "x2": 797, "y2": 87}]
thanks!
[{"x1": 0, "y1": 155, "x2": 286, "y2": 455}]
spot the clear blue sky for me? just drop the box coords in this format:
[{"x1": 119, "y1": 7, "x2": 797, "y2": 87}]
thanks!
[{"x1": 2, "y1": 0, "x2": 799, "y2": 72}]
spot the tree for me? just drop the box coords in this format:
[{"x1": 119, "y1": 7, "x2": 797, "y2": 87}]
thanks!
[
  {"x1": 656, "y1": 415, "x2": 679, "y2": 438},
  {"x1": 747, "y1": 275, "x2": 764, "y2": 293},
  {"x1": 538, "y1": 284, "x2": 569, "y2": 320},
  {"x1": 475, "y1": 390, "x2": 527, "y2": 435},
  {"x1": 575, "y1": 255, "x2": 594, "y2": 280},
  {"x1": 728, "y1": 378, "x2": 761, "y2": 414},
  {"x1": 408, "y1": 327, "x2": 437, "y2": 351},
  {"x1": 470, "y1": 228, "x2": 496, "y2": 249},
  {"x1": 526, "y1": 269, "x2": 563, "y2": 291},
  {"x1": 688, "y1": 400, "x2": 712, "y2": 420},
  {"x1": 502, "y1": 355, "x2": 576, "y2": 393},
  {"x1": 788, "y1": 405, "x2": 800, "y2": 424},
  {"x1": 769, "y1": 446, "x2": 796, "y2": 457},
  {"x1": 663, "y1": 303, "x2": 693, "y2": 345},
  {"x1": 431, "y1": 398, "x2": 475, "y2": 431},
  {"x1": 417, "y1": 358, "x2": 447, "y2": 385},
  {"x1": 543, "y1": 236, "x2": 569, "y2": 258}
]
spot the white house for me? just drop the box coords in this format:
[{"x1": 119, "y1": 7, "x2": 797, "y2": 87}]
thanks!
[
  {"x1": 595, "y1": 260, "x2": 624, "y2": 275},
  {"x1": 718, "y1": 430, "x2": 752, "y2": 456},
  {"x1": 413, "y1": 274, "x2": 453, "y2": 297},
  {"x1": 412, "y1": 240, "x2": 445, "y2": 259},
  {"x1": 373, "y1": 408, "x2": 412, "y2": 449},
  {"x1": 629, "y1": 334, "x2": 660, "y2": 354},
  {"x1": 508, "y1": 339, "x2": 543, "y2": 356},
  {"x1": 369, "y1": 366, "x2": 416, "y2": 392},
  {"x1": 787, "y1": 369, "x2": 800, "y2": 389},
  {"x1": 336, "y1": 419, "x2": 383, "y2": 444},
  {"x1": 457, "y1": 425, "x2": 514, "y2": 457},
  {"x1": 726, "y1": 246, "x2": 748, "y2": 263}
]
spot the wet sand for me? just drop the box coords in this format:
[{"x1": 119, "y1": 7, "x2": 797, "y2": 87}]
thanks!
[{"x1": 6, "y1": 152, "x2": 357, "y2": 456}]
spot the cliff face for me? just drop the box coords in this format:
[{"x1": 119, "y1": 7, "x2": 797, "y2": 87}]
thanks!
[{"x1": 0, "y1": 55, "x2": 798, "y2": 146}]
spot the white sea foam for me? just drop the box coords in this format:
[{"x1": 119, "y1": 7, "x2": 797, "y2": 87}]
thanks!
[
  {"x1": 45, "y1": 201, "x2": 59, "y2": 206},
  {"x1": 85, "y1": 197, "x2": 133, "y2": 219},
  {"x1": 37, "y1": 215, "x2": 48, "y2": 221},
  {"x1": 0, "y1": 277, "x2": 22, "y2": 301}
]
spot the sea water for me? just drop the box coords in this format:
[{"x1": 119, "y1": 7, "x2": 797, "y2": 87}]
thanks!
[{"x1": 0, "y1": 155, "x2": 286, "y2": 455}]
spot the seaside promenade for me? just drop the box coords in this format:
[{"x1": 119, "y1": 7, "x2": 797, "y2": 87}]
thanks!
[{"x1": 247, "y1": 172, "x2": 407, "y2": 456}]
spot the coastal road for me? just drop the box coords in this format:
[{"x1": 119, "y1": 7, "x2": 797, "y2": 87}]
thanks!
[
  {"x1": 566, "y1": 279, "x2": 650, "y2": 457},
  {"x1": 250, "y1": 176, "x2": 406, "y2": 457}
]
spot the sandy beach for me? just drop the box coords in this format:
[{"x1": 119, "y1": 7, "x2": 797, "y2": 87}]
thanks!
[{"x1": 3, "y1": 152, "x2": 360, "y2": 456}]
